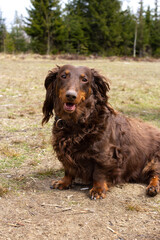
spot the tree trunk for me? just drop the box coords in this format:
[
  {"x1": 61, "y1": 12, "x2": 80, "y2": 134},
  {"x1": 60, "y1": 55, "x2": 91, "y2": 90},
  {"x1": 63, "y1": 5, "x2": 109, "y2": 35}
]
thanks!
[
  {"x1": 133, "y1": 22, "x2": 137, "y2": 57},
  {"x1": 47, "y1": 30, "x2": 50, "y2": 55}
]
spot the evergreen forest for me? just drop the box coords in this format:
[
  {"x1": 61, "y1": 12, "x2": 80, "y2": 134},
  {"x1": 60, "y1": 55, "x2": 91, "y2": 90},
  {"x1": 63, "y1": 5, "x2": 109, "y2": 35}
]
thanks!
[{"x1": 0, "y1": 0, "x2": 160, "y2": 57}]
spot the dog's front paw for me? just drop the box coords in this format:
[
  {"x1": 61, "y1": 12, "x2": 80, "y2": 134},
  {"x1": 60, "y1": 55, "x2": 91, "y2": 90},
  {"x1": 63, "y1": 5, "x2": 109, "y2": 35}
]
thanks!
[
  {"x1": 146, "y1": 176, "x2": 159, "y2": 197},
  {"x1": 50, "y1": 180, "x2": 69, "y2": 190},
  {"x1": 90, "y1": 187, "x2": 106, "y2": 200},
  {"x1": 90, "y1": 181, "x2": 108, "y2": 200},
  {"x1": 50, "y1": 176, "x2": 72, "y2": 190},
  {"x1": 146, "y1": 185, "x2": 159, "y2": 197}
]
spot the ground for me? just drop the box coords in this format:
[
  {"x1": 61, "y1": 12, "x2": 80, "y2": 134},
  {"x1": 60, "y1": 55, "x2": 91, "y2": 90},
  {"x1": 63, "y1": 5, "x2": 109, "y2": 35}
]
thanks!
[{"x1": 0, "y1": 54, "x2": 160, "y2": 240}]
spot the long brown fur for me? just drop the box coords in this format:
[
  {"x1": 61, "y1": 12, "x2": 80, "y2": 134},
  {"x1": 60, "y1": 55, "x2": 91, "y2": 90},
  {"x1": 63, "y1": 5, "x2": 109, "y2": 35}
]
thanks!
[{"x1": 42, "y1": 65, "x2": 160, "y2": 199}]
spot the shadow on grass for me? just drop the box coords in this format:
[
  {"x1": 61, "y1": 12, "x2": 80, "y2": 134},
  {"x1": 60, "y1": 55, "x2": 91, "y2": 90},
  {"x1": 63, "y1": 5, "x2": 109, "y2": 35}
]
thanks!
[
  {"x1": 0, "y1": 168, "x2": 65, "y2": 195},
  {"x1": 0, "y1": 168, "x2": 92, "y2": 197},
  {"x1": 32, "y1": 168, "x2": 64, "y2": 179}
]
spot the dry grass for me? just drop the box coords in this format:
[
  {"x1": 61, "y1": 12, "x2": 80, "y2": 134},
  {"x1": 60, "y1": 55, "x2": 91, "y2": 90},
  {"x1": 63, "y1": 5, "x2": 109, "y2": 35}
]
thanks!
[{"x1": 0, "y1": 185, "x2": 8, "y2": 197}]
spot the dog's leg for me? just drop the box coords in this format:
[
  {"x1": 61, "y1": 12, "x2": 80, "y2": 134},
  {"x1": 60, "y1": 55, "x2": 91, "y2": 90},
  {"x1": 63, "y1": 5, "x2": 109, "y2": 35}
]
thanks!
[
  {"x1": 90, "y1": 180, "x2": 109, "y2": 200},
  {"x1": 51, "y1": 172, "x2": 72, "y2": 190},
  {"x1": 90, "y1": 164, "x2": 109, "y2": 200},
  {"x1": 90, "y1": 163, "x2": 110, "y2": 199},
  {"x1": 142, "y1": 155, "x2": 160, "y2": 197},
  {"x1": 146, "y1": 175, "x2": 159, "y2": 197}
]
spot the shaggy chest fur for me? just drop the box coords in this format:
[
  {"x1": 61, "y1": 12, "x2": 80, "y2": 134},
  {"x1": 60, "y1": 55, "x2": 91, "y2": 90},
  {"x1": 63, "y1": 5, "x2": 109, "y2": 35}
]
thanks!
[{"x1": 52, "y1": 120, "x2": 105, "y2": 182}]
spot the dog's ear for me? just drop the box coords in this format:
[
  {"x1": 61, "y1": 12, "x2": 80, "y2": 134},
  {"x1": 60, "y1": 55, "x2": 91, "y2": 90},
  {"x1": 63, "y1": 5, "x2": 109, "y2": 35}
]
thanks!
[
  {"x1": 91, "y1": 69, "x2": 110, "y2": 102},
  {"x1": 42, "y1": 67, "x2": 59, "y2": 124}
]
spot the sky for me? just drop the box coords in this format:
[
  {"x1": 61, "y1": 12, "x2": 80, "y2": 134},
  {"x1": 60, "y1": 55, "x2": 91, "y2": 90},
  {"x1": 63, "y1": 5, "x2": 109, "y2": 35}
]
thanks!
[{"x1": 0, "y1": 0, "x2": 157, "y2": 30}]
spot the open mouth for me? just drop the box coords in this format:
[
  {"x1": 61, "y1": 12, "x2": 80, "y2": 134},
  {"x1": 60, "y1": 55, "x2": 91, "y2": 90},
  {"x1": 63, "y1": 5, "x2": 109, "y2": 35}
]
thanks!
[{"x1": 64, "y1": 102, "x2": 76, "y2": 113}]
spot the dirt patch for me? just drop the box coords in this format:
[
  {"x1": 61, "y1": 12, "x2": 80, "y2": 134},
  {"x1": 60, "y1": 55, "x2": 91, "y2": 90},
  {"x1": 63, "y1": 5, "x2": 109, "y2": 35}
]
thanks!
[
  {"x1": 0, "y1": 55, "x2": 160, "y2": 240},
  {"x1": 0, "y1": 182, "x2": 160, "y2": 240}
]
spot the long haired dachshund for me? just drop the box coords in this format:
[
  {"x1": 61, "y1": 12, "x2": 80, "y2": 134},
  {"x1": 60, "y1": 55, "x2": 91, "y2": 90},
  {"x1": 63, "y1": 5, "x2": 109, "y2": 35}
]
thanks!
[{"x1": 42, "y1": 65, "x2": 160, "y2": 199}]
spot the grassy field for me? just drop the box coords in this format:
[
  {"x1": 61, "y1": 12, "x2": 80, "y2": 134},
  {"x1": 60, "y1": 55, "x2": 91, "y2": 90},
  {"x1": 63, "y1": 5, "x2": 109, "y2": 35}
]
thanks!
[{"x1": 0, "y1": 54, "x2": 160, "y2": 240}]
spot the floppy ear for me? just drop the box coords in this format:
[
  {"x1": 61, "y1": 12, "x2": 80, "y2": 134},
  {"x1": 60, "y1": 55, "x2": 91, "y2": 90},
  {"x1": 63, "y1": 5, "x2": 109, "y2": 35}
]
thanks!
[
  {"x1": 91, "y1": 69, "x2": 110, "y2": 103},
  {"x1": 42, "y1": 68, "x2": 59, "y2": 124}
]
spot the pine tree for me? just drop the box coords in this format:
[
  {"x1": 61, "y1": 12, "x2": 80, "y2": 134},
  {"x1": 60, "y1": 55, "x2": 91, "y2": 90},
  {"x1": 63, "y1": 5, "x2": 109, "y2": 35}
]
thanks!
[
  {"x1": 144, "y1": 6, "x2": 152, "y2": 55},
  {"x1": 10, "y1": 12, "x2": 29, "y2": 53},
  {"x1": 137, "y1": 0, "x2": 145, "y2": 57},
  {"x1": 120, "y1": 9, "x2": 136, "y2": 56},
  {"x1": 133, "y1": 17, "x2": 137, "y2": 57},
  {"x1": 87, "y1": 0, "x2": 122, "y2": 55},
  {"x1": 0, "y1": 10, "x2": 6, "y2": 52},
  {"x1": 65, "y1": 0, "x2": 122, "y2": 55},
  {"x1": 150, "y1": 0, "x2": 160, "y2": 56},
  {"x1": 25, "y1": 0, "x2": 65, "y2": 54},
  {"x1": 4, "y1": 33, "x2": 15, "y2": 53},
  {"x1": 64, "y1": 0, "x2": 89, "y2": 54},
  {"x1": 154, "y1": 0, "x2": 158, "y2": 21}
]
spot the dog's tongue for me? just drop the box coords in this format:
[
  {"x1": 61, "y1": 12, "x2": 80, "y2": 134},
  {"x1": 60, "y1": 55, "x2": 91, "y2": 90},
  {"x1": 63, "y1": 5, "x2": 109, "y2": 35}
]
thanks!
[{"x1": 64, "y1": 103, "x2": 76, "y2": 112}]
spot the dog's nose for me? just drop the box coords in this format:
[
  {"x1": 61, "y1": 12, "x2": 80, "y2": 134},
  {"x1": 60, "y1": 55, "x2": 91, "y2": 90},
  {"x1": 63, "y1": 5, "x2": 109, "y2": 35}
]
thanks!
[{"x1": 66, "y1": 90, "x2": 77, "y2": 101}]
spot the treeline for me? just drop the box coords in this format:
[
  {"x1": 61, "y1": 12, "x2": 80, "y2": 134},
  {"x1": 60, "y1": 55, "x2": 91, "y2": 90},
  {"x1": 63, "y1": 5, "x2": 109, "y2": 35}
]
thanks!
[{"x1": 0, "y1": 0, "x2": 160, "y2": 57}]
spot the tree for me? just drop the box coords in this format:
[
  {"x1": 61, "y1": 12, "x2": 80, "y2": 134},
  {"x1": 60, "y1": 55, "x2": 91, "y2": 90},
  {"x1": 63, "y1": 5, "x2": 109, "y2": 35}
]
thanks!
[
  {"x1": 4, "y1": 32, "x2": 15, "y2": 53},
  {"x1": 119, "y1": 9, "x2": 136, "y2": 56},
  {"x1": 133, "y1": 18, "x2": 137, "y2": 57},
  {"x1": 25, "y1": 0, "x2": 65, "y2": 54},
  {"x1": 144, "y1": 6, "x2": 152, "y2": 56},
  {"x1": 137, "y1": 0, "x2": 145, "y2": 57},
  {"x1": 9, "y1": 12, "x2": 29, "y2": 53},
  {"x1": 150, "y1": 0, "x2": 160, "y2": 56},
  {"x1": 0, "y1": 10, "x2": 6, "y2": 52},
  {"x1": 3, "y1": 12, "x2": 29, "y2": 53},
  {"x1": 65, "y1": 0, "x2": 123, "y2": 55},
  {"x1": 64, "y1": 0, "x2": 89, "y2": 54},
  {"x1": 87, "y1": 0, "x2": 123, "y2": 55},
  {"x1": 154, "y1": 0, "x2": 158, "y2": 21}
]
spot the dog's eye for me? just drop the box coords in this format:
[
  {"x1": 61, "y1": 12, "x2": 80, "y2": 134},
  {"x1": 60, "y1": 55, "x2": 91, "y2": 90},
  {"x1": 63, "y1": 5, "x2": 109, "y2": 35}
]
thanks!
[
  {"x1": 82, "y1": 78, "x2": 88, "y2": 82},
  {"x1": 61, "y1": 74, "x2": 66, "y2": 79}
]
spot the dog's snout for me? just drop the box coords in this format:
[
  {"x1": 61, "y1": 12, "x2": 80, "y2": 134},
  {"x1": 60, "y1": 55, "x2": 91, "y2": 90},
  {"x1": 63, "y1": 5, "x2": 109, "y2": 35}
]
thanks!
[{"x1": 66, "y1": 90, "x2": 77, "y2": 101}]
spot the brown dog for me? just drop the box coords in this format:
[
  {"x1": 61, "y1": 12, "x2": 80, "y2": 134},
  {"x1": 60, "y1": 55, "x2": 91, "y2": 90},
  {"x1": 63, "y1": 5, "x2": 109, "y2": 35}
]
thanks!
[{"x1": 42, "y1": 65, "x2": 160, "y2": 199}]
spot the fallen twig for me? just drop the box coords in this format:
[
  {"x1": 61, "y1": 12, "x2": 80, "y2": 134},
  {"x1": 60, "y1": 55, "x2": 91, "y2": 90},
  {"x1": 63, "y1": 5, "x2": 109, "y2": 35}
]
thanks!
[
  {"x1": 106, "y1": 226, "x2": 124, "y2": 240},
  {"x1": 107, "y1": 226, "x2": 117, "y2": 234},
  {"x1": 7, "y1": 222, "x2": 24, "y2": 227},
  {"x1": 41, "y1": 203, "x2": 63, "y2": 208},
  {"x1": 53, "y1": 207, "x2": 72, "y2": 213},
  {"x1": 67, "y1": 209, "x2": 95, "y2": 215}
]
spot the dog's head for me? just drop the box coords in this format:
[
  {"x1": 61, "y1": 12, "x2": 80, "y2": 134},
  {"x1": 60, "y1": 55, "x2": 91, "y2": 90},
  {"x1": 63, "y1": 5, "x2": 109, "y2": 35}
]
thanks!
[{"x1": 42, "y1": 65, "x2": 110, "y2": 124}]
